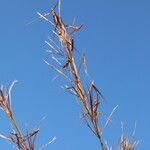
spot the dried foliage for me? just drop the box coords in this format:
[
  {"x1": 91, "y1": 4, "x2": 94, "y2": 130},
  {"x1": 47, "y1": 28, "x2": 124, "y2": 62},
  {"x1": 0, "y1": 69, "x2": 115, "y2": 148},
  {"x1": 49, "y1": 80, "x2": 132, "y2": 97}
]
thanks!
[
  {"x1": 118, "y1": 135, "x2": 138, "y2": 150},
  {"x1": 38, "y1": 2, "x2": 106, "y2": 150},
  {"x1": 0, "y1": 1, "x2": 138, "y2": 150},
  {"x1": 117, "y1": 124, "x2": 138, "y2": 150},
  {"x1": 0, "y1": 81, "x2": 39, "y2": 150},
  {"x1": 39, "y1": 1, "x2": 138, "y2": 150}
]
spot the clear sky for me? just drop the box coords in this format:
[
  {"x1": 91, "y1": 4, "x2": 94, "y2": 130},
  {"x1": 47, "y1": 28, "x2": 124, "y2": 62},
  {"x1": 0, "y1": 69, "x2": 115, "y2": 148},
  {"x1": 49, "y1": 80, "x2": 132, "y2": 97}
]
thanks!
[{"x1": 0, "y1": 0, "x2": 150, "y2": 149}]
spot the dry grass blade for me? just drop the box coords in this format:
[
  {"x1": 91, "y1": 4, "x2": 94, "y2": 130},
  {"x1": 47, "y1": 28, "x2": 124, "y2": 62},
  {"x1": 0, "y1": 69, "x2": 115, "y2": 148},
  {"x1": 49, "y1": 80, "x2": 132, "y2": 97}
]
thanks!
[
  {"x1": 44, "y1": 60, "x2": 71, "y2": 81},
  {"x1": 26, "y1": 13, "x2": 50, "y2": 26},
  {"x1": 104, "y1": 105, "x2": 119, "y2": 129},
  {"x1": 39, "y1": 136, "x2": 56, "y2": 150},
  {"x1": 37, "y1": 12, "x2": 54, "y2": 26},
  {"x1": 0, "y1": 134, "x2": 13, "y2": 142}
]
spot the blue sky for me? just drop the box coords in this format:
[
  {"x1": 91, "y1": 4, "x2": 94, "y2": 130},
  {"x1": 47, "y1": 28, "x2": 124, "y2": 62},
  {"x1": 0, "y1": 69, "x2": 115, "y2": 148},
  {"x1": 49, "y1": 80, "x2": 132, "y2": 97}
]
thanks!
[{"x1": 0, "y1": 0, "x2": 150, "y2": 149}]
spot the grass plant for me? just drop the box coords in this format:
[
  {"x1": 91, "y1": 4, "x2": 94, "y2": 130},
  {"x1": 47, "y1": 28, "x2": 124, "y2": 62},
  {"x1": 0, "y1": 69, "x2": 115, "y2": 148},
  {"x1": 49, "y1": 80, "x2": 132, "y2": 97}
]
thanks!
[{"x1": 0, "y1": 1, "x2": 138, "y2": 150}]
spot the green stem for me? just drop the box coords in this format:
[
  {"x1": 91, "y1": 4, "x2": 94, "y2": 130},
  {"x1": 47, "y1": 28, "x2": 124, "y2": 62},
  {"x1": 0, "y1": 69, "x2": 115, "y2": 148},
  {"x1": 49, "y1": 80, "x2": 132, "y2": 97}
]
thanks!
[
  {"x1": 11, "y1": 115, "x2": 23, "y2": 138},
  {"x1": 97, "y1": 134, "x2": 105, "y2": 150}
]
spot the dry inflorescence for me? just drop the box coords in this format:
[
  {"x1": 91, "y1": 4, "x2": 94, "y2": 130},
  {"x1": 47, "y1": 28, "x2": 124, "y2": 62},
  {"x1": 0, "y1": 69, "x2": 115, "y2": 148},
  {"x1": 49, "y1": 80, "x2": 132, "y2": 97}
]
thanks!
[
  {"x1": 0, "y1": 1, "x2": 138, "y2": 150},
  {"x1": 118, "y1": 135, "x2": 138, "y2": 150},
  {"x1": 39, "y1": 1, "x2": 138, "y2": 150},
  {"x1": 0, "y1": 82, "x2": 39, "y2": 150},
  {"x1": 38, "y1": 2, "x2": 105, "y2": 150}
]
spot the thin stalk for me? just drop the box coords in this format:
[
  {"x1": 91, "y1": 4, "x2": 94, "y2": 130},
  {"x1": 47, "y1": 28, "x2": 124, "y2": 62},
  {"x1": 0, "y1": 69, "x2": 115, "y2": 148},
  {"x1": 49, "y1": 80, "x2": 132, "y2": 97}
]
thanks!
[
  {"x1": 10, "y1": 115, "x2": 23, "y2": 138},
  {"x1": 97, "y1": 134, "x2": 105, "y2": 150},
  {"x1": 63, "y1": 39, "x2": 90, "y2": 114}
]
